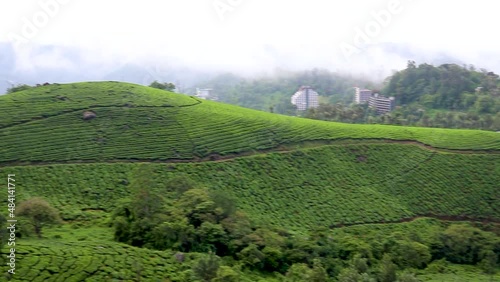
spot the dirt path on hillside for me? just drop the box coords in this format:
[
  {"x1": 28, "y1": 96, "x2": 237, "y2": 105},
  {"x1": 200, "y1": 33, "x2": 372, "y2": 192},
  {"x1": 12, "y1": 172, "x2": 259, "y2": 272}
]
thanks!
[
  {"x1": 330, "y1": 214, "x2": 500, "y2": 229},
  {"x1": 0, "y1": 138, "x2": 498, "y2": 168}
]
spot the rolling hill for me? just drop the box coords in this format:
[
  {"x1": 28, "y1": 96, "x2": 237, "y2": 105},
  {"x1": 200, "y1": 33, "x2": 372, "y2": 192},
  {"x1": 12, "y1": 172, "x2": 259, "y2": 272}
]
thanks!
[{"x1": 0, "y1": 81, "x2": 498, "y2": 281}]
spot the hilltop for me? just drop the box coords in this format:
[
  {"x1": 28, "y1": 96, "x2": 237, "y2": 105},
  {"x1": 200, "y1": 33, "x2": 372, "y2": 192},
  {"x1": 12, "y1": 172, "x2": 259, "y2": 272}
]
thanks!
[
  {"x1": 0, "y1": 81, "x2": 498, "y2": 165},
  {"x1": 0, "y1": 81, "x2": 498, "y2": 281}
]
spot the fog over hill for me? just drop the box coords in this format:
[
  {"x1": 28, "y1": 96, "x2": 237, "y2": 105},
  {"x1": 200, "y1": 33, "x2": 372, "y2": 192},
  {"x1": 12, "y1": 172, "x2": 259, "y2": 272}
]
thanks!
[
  {"x1": 2, "y1": 0, "x2": 500, "y2": 94},
  {"x1": 0, "y1": 41, "x2": 492, "y2": 95}
]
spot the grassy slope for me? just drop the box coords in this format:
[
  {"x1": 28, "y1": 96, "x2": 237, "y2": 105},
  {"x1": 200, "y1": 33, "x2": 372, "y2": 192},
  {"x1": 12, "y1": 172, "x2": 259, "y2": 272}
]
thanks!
[
  {"x1": 2, "y1": 143, "x2": 498, "y2": 232},
  {"x1": 0, "y1": 230, "x2": 196, "y2": 281},
  {"x1": 1, "y1": 81, "x2": 499, "y2": 281},
  {"x1": 0, "y1": 82, "x2": 499, "y2": 164},
  {"x1": 0, "y1": 220, "x2": 497, "y2": 281}
]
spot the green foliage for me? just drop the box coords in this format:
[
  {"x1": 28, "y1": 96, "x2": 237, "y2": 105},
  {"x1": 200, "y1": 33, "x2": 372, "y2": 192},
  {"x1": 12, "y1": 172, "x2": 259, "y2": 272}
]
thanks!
[
  {"x1": 192, "y1": 253, "x2": 220, "y2": 282},
  {"x1": 397, "y1": 271, "x2": 420, "y2": 282},
  {"x1": 307, "y1": 102, "x2": 500, "y2": 131},
  {"x1": 351, "y1": 255, "x2": 369, "y2": 274},
  {"x1": 0, "y1": 238, "x2": 197, "y2": 281},
  {"x1": 0, "y1": 81, "x2": 499, "y2": 281},
  {"x1": 310, "y1": 259, "x2": 329, "y2": 282},
  {"x1": 383, "y1": 63, "x2": 499, "y2": 109},
  {"x1": 151, "y1": 217, "x2": 194, "y2": 251},
  {"x1": 0, "y1": 82, "x2": 498, "y2": 166},
  {"x1": 285, "y1": 263, "x2": 312, "y2": 281},
  {"x1": 0, "y1": 81, "x2": 197, "y2": 128},
  {"x1": 111, "y1": 176, "x2": 247, "y2": 258},
  {"x1": 196, "y1": 69, "x2": 366, "y2": 114},
  {"x1": 149, "y1": 80, "x2": 176, "y2": 92},
  {"x1": 387, "y1": 236, "x2": 431, "y2": 269},
  {"x1": 112, "y1": 186, "x2": 166, "y2": 247},
  {"x1": 7, "y1": 83, "x2": 32, "y2": 94},
  {"x1": 304, "y1": 63, "x2": 500, "y2": 131},
  {"x1": 213, "y1": 265, "x2": 240, "y2": 282},
  {"x1": 4, "y1": 143, "x2": 499, "y2": 232},
  {"x1": 477, "y1": 250, "x2": 498, "y2": 275},
  {"x1": 337, "y1": 267, "x2": 376, "y2": 282},
  {"x1": 238, "y1": 244, "x2": 265, "y2": 270},
  {"x1": 17, "y1": 197, "x2": 62, "y2": 238},
  {"x1": 418, "y1": 263, "x2": 500, "y2": 281},
  {"x1": 440, "y1": 224, "x2": 499, "y2": 265},
  {"x1": 377, "y1": 254, "x2": 397, "y2": 282},
  {"x1": 0, "y1": 214, "x2": 6, "y2": 250},
  {"x1": 167, "y1": 174, "x2": 200, "y2": 196},
  {"x1": 425, "y1": 259, "x2": 451, "y2": 274}
]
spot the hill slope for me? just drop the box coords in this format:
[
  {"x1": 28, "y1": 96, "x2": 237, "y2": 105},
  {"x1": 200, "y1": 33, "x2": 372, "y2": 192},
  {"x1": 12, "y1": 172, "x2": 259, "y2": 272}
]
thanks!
[
  {"x1": 0, "y1": 82, "x2": 499, "y2": 165},
  {"x1": 0, "y1": 81, "x2": 499, "y2": 281},
  {"x1": 3, "y1": 143, "x2": 498, "y2": 232}
]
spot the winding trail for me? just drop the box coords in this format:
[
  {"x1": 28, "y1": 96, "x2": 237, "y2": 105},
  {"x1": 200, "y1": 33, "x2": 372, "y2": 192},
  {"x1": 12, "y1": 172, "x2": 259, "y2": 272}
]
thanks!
[
  {"x1": 330, "y1": 214, "x2": 500, "y2": 229},
  {"x1": 0, "y1": 138, "x2": 498, "y2": 168}
]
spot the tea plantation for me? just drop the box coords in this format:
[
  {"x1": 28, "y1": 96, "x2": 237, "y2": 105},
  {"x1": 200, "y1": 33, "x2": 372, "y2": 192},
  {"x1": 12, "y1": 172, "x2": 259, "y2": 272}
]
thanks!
[
  {"x1": 0, "y1": 82, "x2": 498, "y2": 281},
  {"x1": 0, "y1": 82, "x2": 499, "y2": 164}
]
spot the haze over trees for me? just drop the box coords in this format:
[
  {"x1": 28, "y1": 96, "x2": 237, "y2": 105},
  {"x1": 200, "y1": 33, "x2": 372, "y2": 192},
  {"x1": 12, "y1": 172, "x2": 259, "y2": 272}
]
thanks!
[
  {"x1": 196, "y1": 62, "x2": 500, "y2": 131},
  {"x1": 149, "y1": 80, "x2": 176, "y2": 92}
]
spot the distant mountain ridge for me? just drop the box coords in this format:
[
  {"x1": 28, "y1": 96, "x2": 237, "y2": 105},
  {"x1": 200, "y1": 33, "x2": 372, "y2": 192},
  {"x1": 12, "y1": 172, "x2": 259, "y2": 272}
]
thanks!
[{"x1": 2, "y1": 41, "x2": 498, "y2": 95}]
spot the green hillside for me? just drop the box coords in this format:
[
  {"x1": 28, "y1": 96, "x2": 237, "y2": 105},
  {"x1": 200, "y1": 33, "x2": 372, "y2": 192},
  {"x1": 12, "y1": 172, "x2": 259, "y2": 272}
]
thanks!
[
  {"x1": 0, "y1": 82, "x2": 499, "y2": 165},
  {"x1": 0, "y1": 81, "x2": 499, "y2": 281},
  {"x1": 3, "y1": 143, "x2": 499, "y2": 231}
]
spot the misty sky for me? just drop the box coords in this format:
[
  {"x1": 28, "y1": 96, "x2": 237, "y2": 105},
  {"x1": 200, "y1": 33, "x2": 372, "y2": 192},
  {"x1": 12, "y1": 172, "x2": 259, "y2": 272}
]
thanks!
[{"x1": 1, "y1": 0, "x2": 499, "y2": 80}]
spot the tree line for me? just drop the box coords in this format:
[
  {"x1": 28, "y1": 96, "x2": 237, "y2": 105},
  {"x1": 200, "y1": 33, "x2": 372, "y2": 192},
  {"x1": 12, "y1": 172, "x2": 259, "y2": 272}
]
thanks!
[
  {"x1": 197, "y1": 63, "x2": 500, "y2": 131},
  {"x1": 110, "y1": 175, "x2": 500, "y2": 281}
]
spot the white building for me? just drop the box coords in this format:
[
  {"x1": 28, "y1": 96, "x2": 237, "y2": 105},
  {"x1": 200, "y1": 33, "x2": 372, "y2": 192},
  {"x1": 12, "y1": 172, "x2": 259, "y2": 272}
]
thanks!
[
  {"x1": 354, "y1": 87, "x2": 372, "y2": 104},
  {"x1": 291, "y1": 86, "x2": 319, "y2": 111},
  {"x1": 195, "y1": 88, "x2": 213, "y2": 100},
  {"x1": 368, "y1": 94, "x2": 395, "y2": 114}
]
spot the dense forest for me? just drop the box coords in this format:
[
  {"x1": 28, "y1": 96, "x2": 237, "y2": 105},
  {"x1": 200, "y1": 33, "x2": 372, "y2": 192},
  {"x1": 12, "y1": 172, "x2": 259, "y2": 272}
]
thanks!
[{"x1": 196, "y1": 63, "x2": 500, "y2": 131}]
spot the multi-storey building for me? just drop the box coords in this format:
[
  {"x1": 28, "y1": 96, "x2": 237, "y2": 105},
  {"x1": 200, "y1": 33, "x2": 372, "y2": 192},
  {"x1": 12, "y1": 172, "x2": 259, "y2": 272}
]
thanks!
[
  {"x1": 291, "y1": 86, "x2": 319, "y2": 111},
  {"x1": 368, "y1": 93, "x2": 395, "y2": 114},
  {"x1": 354, "y1": 87, "x2": 373, "y2": 104}
]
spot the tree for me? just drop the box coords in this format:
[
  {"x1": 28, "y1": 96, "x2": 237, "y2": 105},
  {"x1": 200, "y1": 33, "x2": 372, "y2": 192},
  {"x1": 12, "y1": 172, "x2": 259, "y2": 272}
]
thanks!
[
  {"x1": 337, "y1": 267, "x2": 362, "y2": 282},
  {"x1": 237, "y1": 244, "x2": 265, "y2": 270},
  {"x1": 176, "y1": 188, "x2": 219, "y2": 227},
  {"x1": 17, "y1": 198, "x2": 61, "y2": 238},
  {"x1": 389, "y1": 238, "x2": 431, "y2": 269},
  {"x1": 213, "y1": 265, "x2": 239, "y2": 282},
  {"x1": 310, "y1": 259, "x2": 329, "y2": 282},
  {"x1": 397, "y1": 272, "x2": 420, "y2": 282},
  {"x1": 285, "y1": 263, "x2": 312, "y2": 281},
  {"x1": 441, "y1": 224, "x2": 497, "y2": 264},
  {"x1": 166, "y1": 175, "x2": 199, "y2": 197},
  {"x1": 478, "y1": 250, "x2": 498, "y2": 275},
  {"x1": 151, "y1": 217, "x2": 195, "y2": 251},
  {"x1": 149, "y1": 80, "x2": 176, "y2": 92},
  {"x1": 7, "y1": 84, "x2": 32, "y2": 94},
  {"x1": 192, "y1": 253, "x2": 220, "y2": 282},
  {"x1": 378, "y1": 254, "x2": 397, "y2": 282},
  {"x1": 112, "y1": 185, "x2": 166, "y2": 247}
]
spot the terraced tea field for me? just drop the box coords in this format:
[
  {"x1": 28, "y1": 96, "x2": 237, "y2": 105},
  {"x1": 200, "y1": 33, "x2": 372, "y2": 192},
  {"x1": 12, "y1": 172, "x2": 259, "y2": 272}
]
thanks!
[
  {"x1": 0, "y1": 82, "x2": 498, "y2": 165},
  {"x1": 0, "y1": 81, "x2": 498, "y2": 281},
  {"x1": 0, "y1": 238, "x2": 194, "y2": 281},
  {"x1": 3, "y1": 143, "x2": 498, "y2": 232}
]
